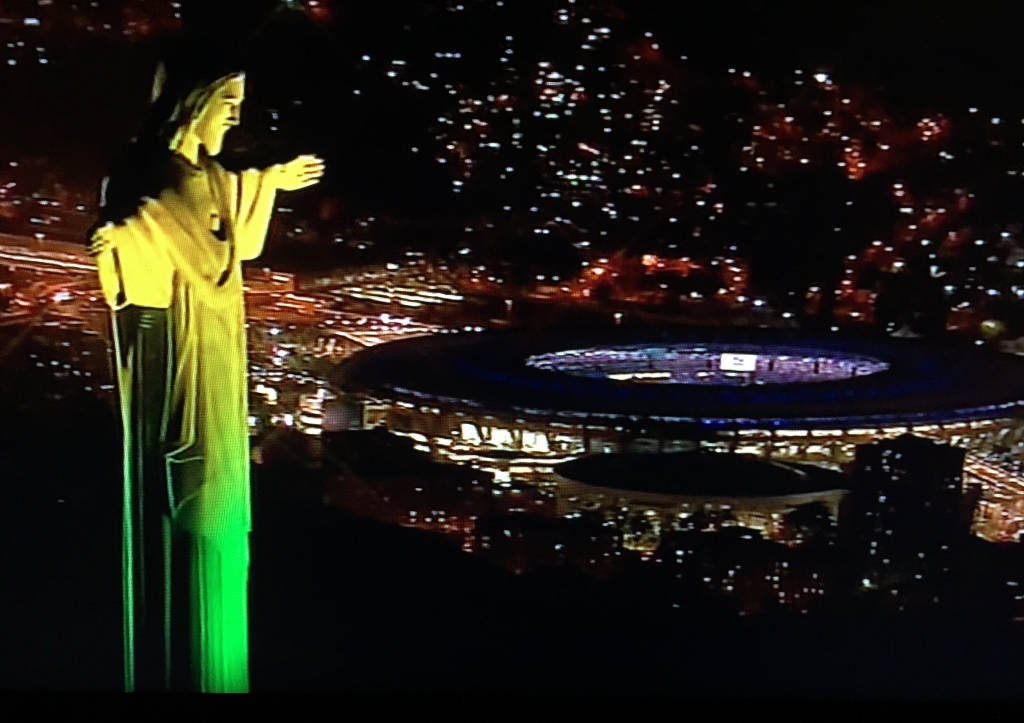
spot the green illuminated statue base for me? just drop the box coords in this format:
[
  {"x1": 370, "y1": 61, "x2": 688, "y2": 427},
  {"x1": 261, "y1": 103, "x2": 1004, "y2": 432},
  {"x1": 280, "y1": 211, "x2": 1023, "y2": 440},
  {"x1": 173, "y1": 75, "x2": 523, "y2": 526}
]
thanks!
[{"x1": 115, "y1": 302, "x2": 251, "y2": 691}]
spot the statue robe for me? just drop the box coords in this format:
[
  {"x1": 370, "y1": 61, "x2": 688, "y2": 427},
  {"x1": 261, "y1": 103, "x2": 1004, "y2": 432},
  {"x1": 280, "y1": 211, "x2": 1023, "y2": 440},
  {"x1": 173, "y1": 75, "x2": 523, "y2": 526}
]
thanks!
[{"x1": 94, "y1": 154, "x2": 276, "y2": 692}]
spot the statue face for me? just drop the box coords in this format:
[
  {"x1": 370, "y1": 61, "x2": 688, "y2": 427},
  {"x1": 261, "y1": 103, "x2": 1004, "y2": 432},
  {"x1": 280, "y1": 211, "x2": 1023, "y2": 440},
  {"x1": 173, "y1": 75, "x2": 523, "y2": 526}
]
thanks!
[{"x1": 193, "y1": 76, "x2": 245, "y2": 157}]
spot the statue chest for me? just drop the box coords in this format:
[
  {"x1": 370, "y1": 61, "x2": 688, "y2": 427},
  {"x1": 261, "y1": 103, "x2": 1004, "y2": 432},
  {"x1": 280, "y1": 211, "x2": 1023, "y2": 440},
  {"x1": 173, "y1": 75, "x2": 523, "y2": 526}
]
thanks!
[
  {"x1": 178, "y1": 169, "x2": 231, "y2": 241},
  {"x1": 169, "y1": 172, "x2": 236, "y2": 278}
]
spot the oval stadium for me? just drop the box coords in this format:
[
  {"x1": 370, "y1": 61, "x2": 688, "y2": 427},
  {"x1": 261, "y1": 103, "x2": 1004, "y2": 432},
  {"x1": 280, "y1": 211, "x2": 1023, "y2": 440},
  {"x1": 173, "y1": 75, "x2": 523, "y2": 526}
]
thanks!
[{"x1": 330, "y1": 327, "x2": 1024, "y2": 479}]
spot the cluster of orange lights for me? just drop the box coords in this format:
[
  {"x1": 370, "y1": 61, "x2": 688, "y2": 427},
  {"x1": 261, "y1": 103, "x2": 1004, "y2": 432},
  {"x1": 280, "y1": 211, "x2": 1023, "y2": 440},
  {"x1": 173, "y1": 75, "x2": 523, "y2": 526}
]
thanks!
[
  {"x1": 561, "y1": 253, "x2": 753, "y2": 306},
  {"x1": 737, "y1": 74, "x2": 959, "y2": 185},
  {"x1": 916, "y1": 116, "x2": 949, "y2": 143},
  {"x1": 843, "y1": 139, "x2": 868, "y2": 181}
]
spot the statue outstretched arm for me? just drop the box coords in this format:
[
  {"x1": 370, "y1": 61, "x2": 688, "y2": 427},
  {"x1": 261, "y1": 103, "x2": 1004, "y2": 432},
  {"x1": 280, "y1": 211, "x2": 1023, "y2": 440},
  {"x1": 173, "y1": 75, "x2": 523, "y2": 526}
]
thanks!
[
  {"x1": 230, "y1": 154, "x2": 325, "y2": 261},
  {"x1": 230, "y1": 167, "x2": 277, "y2": 261}
]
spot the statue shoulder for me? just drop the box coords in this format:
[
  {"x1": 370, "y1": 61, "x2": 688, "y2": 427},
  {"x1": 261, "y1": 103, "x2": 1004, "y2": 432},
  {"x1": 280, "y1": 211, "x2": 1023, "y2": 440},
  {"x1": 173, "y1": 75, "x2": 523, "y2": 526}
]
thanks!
[{"x1": 205, "y1": 159, "x2": 240, "y2": 192}]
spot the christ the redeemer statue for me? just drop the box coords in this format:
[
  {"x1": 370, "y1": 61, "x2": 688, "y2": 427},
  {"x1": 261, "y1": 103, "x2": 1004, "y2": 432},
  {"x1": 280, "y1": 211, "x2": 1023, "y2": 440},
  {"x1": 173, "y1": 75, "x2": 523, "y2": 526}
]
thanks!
[{"x1": 89, "y1": 65, "x2": 324, "y2": 692}]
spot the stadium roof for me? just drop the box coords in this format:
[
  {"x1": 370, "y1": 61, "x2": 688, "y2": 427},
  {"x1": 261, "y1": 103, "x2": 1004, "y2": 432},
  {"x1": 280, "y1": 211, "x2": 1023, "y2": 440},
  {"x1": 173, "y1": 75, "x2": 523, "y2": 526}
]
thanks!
[
  {"x1": 331, "y1": 327, "x2": 1024, "y2": 430},
  {"x1": 555, "y1": 452, "x2": 847, "y2": 497}
]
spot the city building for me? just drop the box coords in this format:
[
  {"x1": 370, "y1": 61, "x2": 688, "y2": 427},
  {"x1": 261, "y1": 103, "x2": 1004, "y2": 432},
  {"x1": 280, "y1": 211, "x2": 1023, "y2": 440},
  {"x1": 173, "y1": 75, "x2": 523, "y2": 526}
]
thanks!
[
  {"x1": 850, "y1": 434, "x2": 974, "y2": 609},
  {"x1": 657, "y1": 526, "x2": 831, "y2": 615}
]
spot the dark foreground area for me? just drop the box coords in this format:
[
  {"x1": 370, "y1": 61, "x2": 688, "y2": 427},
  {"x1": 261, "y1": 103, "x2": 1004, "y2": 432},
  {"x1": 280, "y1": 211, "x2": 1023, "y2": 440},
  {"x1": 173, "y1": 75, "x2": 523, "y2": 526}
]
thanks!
[{"x1": 3, "y1": 391, "x2": 1024, "y2": 699}]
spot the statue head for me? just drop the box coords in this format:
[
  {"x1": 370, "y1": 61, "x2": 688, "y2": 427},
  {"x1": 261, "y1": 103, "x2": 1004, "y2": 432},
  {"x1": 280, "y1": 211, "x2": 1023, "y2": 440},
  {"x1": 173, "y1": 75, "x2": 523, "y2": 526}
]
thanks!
[
  {"x1": 168, "y1": 72, "x2": 246, "y2": 159},
  {"x1": 90, "y1": 63, "x2": 247, "y2": 234}
]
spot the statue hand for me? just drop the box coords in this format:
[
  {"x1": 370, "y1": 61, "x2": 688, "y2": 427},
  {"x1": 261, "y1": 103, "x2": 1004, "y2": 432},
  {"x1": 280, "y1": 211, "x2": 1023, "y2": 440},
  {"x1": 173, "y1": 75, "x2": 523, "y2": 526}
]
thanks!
[
  {"x1": 87, "y1": 230, "x2": 113, "y2": 257},
  {"x1": 273, "y1": 154, "x2": 326, "y2": 191}
]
